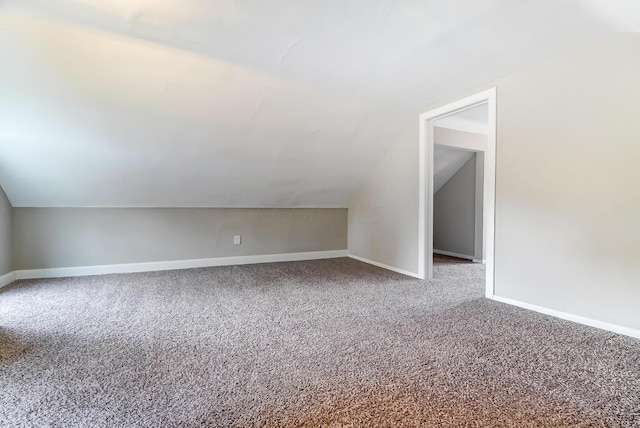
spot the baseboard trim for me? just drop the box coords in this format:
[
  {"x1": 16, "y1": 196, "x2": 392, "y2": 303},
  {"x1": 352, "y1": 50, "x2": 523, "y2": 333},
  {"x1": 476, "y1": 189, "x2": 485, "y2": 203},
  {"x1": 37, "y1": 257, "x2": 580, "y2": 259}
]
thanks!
[
  {"x1": 0, "y1": 271, "x2": 17, "y2": 290},
  {"x1": 347, "y1": 254, "x2": 422, "y2": 279},
  {"x1": 433, "y1": 249, "x2": 475, "y2": 261},
  {"x1": 11, "y1": 250, "x2": 349, "y2": 281},
  {"x1": 491, "y1": 295, "x2": 640, "y2": 340}
]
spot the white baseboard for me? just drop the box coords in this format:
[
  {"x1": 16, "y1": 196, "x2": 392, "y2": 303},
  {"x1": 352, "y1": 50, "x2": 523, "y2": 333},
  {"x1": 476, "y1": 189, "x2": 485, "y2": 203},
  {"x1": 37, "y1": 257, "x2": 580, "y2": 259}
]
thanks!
[
  {"x1": 0, "y1": 271, "x2": 17, "y2": 290},
  {"x1": 491, "y1": 295, "x2": 640, "y2": 340},
  {"x1": 347, "y1": 254, "x2": 422, "y2": 279},
  {"x1": 7, "y1": 254, "x2": 639, "y2": 340},
  {"x1": 9, "y1": 250, "x2": 348, "y2": 282},
  {"x1": 433, "y1": 249, "x2": 475, "y2": 261}
]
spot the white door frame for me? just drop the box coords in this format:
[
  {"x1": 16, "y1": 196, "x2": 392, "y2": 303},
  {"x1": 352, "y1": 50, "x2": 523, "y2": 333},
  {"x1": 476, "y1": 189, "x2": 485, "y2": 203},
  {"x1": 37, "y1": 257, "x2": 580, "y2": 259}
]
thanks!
[{"x1": 418, "y1": 88, "x2": 497, "y2": 298}]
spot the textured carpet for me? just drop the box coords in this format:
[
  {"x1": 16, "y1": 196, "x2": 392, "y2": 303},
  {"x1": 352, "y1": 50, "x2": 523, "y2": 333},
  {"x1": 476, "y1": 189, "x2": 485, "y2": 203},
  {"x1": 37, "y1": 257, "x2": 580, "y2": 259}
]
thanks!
[{"x1": 1, "y1": 258, "x2": 639, "y2": 427}]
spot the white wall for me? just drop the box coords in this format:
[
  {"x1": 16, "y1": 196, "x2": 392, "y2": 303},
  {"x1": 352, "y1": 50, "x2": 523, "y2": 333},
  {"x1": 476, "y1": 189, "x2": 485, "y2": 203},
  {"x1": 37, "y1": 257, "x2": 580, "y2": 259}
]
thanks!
[
  {"x1": 494, "y1": 33, "x2": 640, "y2": 330},
  {"x1": 0, "y1": 185, "x2": 12, "y2": 275},
  {"x1": 347, "y1": 124, "x2": 419, "y2": 273},
  {"x1": 13, "y1": 208, "x2": 346, "y2": 270},
  {"x1": 433, "y1": 154, "x2": 476, "y2": 258},
  {"x1": 349, "y1": 33, "x2": 640, "y2": 332}
]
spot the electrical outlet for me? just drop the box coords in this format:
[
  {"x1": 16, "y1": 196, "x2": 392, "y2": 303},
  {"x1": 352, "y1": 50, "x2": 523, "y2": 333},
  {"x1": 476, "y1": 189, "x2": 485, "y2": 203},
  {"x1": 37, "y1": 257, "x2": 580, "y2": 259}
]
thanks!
[{"x1": 233, "y1": 235, "x2": 241, "y2": 245}]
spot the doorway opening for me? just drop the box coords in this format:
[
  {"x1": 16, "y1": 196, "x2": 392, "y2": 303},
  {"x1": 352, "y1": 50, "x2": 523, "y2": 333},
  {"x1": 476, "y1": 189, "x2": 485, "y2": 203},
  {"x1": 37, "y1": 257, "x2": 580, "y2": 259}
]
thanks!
[
  {"x1": 418, "y1": 88, "x2": 496, "y2": 298},
  {"x1": 433, "y1": 145, "x2": 482, "y2": 264}
]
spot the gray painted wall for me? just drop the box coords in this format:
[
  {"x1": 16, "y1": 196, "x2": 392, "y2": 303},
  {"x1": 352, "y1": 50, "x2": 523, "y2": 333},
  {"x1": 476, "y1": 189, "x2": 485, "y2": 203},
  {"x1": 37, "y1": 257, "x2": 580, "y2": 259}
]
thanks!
[
  {"x1": 348, "y1": 33, "x2": 640, "y2": 331},
  {"x1": 0, "y1": 186, "x2": 12, "y2": 275},
  {"x1": 13, "y1": 208, "x2": 347, "y2": 270},
  {"x1": 433, "y1": 154, "x2": 476, "y2": 258}
]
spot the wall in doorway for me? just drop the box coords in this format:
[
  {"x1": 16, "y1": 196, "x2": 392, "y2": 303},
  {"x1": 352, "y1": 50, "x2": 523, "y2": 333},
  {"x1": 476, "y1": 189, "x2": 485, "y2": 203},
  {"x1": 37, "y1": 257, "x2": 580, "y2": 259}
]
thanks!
[{"x1": 434, "y1": 154, "x2": 476, "y2": 258}]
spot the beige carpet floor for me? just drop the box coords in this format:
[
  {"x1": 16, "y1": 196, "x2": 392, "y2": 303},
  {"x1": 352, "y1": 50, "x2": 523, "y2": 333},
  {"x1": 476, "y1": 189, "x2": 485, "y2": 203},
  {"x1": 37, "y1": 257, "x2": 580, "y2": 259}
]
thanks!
[{"x1": 1, "y1": 258, "x2": 639, "y2": 427}]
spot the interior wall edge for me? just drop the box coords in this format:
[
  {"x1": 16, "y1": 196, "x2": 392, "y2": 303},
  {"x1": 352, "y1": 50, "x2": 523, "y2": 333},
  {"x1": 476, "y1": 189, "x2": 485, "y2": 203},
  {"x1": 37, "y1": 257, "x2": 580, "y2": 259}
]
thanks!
[
  {"x1": 0, "y1": 184, "x2": 13, "y2": 275},
  {"x1": 347, "y1": 254, "x2": 421, "y2": 279},
  {"x1": 0, "y1": 271, "x2": 17, "y2": 290}
]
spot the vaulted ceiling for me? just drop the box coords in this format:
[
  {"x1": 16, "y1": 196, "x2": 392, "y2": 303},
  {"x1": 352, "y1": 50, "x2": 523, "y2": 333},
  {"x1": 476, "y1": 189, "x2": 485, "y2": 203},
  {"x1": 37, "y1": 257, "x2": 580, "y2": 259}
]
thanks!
[{"x1": 1, "y1": 0, "x2": 638, "y2": 207}]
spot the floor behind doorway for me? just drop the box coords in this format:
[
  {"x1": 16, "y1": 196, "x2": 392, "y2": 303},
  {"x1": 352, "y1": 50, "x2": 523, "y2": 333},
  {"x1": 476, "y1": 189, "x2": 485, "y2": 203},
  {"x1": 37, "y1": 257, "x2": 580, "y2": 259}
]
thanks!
[{"x1": 433, "y1": 254, "x2": 474, "y2": 265}]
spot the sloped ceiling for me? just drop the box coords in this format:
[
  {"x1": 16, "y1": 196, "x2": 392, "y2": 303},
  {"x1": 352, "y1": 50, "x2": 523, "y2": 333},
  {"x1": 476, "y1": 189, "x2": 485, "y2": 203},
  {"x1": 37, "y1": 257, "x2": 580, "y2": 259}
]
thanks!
[
  {"x1": 0, "y1": 0, "x2": 638, "y2": 207},
  {"x1": 433, "y1": 146, "x2": 473, "y2": 194}
]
